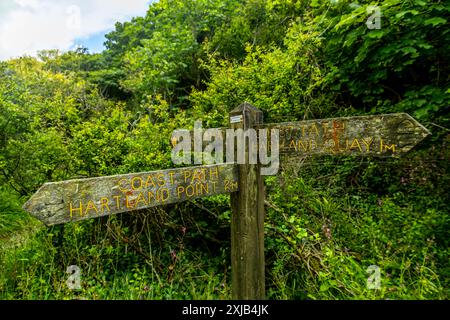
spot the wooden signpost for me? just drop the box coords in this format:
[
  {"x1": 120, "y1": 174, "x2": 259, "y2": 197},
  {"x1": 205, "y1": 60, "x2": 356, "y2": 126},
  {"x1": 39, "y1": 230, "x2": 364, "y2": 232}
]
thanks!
[
  {"x1": 23, "y1": 103, "x2": 430, "y2": 300},
  {"x1": 257, "y1": 113, "x2": 430, "y2": 157},
  {"x1": 23, "y1": 163, "x2": 238, "y2": 226}
]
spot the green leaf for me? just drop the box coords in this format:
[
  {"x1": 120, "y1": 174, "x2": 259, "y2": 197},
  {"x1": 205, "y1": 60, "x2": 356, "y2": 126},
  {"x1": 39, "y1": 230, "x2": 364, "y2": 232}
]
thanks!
[
  {"x1": 414, "y1": 0, "x2": 427, "y2": 5},
  {"x1": 417, "y1": 42, "x2": 433, "y2": 50},
  {"x1": 311, "y1": 0, "x2": 320, "y2": 7},
  {"x1": 395, "y1": 10, "x2": 419, "y2": 18},
  {"x1": 401, "y1": 47, "x2": 418, "y2": 57},
  {"x1": 424, "y1": 17, "x2": 447, "y2": 26},
  {"x1": 320, "y1": 283, "x2": 329, "y2": 292},
  {"x1": 367, "y1": 30, "x2": 385, "y2": 39}
]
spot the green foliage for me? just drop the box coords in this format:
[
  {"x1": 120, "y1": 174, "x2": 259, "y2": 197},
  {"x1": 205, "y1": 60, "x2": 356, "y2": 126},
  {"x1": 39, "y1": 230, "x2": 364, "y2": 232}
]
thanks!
[
  {"x1": 206, "y1": 0, "x2": 307, "y2": 60},
  {"x1": 191, "y1": 26, "x2": 333, "y2": 126},
  {"x1": 0, "y1": 187, "x2": 33, "y2": 239},
  {"x1": 121, "y1": 25, "x2": 198, "y2": 101},
  {"x1": 0, "y1": 207, "x2": 231, "y2": 299},
  {"x1": 264, "y1": 155, "x2": 448, "y2": 299},
  {"x1": 318, "y1": 0, "x2": 449, "y2": 120}
]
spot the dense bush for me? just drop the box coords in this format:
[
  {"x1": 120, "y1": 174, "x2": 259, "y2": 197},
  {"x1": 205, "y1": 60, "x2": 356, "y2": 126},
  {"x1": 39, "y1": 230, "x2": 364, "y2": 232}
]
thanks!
[{"x1": 0, "y1": 0, "x2": 448, "y2": 299}]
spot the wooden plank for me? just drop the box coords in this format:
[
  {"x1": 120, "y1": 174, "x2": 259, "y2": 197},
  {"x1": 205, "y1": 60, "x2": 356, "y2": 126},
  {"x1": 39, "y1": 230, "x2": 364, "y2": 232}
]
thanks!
[
  {"x1": 171, "y1": 113, "x2": 430, "y2": 159},
  {"x1": 23, "y1": 163, "x2": 238, "y2": 226},
  {"x1": 256, "y1": 113, "x2": 430, "y2": 157},
  {"x1": 229, "y1": 102, "x2": 266, "y2": 300}
]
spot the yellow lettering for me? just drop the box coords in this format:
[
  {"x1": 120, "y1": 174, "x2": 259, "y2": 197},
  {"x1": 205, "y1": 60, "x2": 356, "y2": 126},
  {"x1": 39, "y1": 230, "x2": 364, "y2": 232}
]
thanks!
[
  {"x1": 209, "y1": 166, "x2": 219, "y2": 180},
  {"x1": 157, "y1": 173, "x2": 165, "y2": 187},
  {"x1": 224, "y1": 180, "x2": 231, "y2": 192},
  {"x1": 186, "y1": 185, "x2": 195, "y2": 197},
  {"x1": 322, "y1": 122, "x2": 330, "y2": 140},
  {"x1": 195, "y1": 183, "x2": 201, "y2": 195},
  {"x1": 332, "y1": 121, "x2": 345, "y2": 152},
  {"x1": 145, "y1": 175, "x2": 157, "y2": 188},
  {"x1": 118, "y1": 178, "x2": 128, "y2": 192},
  {"x1": 298, "y1": 140, "x2": 309, "y2": 152},
  {"x1": 289, "y1": 139, "x2": 297, "y2": 151},
  {"x1": 301, "y1": 125, "x2": 306, "y2": 136},
  {"x1": 201, "y1": 168, "x2": 207, "y2": 180},
  {"x1": 308, "y1": 123, "x2": 319, "y2": 136},
  {"x1": 333, "y1": 139, "x2": 341, "y2": 152},
  {"x1": 201, "y1": 182, "x2": 209, "y2": 194},
  {"x1": 362, "y1": 137, "x2": 374, "y2": 152},
  {"x1": 380, "y1": 138, "x2": 396, "y2": 153},
  {"x1": 148, "y1": 190, "x2": 159, "y2": 202},
  {"x1": 125, "y1": 195, "x2": 134, "y2": 209},
  {"x1": 183, "y1": 170, "x2": 192, "y2": 183},
  {"x1": 84, "y1": 200, "x2": 98, "y2": 216},
  {"x1": 177, "y1": 186, "x2": 185, "y2": 198},
  {"x1": 195, "y1": 182, "x2": 209, "y2": 196},
  {"x1": 159, "y1": 188, "x2": 169, "y2": 202},
  {"x1": 385, "y1": 144, "x2": 396, "y2": 152},
  {"x1": 349, "y1": 138, "x2": 362, "y2": 152},
  {"x1": 134, "y1": 192, "x2": 147, "y2": 208},
  {"x1": 69, "y1": 201, "x2": 83, "y2": 218},
  {"x1": 113, "y1": 195, "x2": 121, "y2": 209},
  {"x1": 99, "y1": 198, "x2": 110, "y2": 213},
  {"x1": 168, "y1": 172, "x2": 175, "y2": 184},
  {"x1": 334, "y1": 121, "x2": 345, "y2": 132},
  {"x1": 192, "y1": 169, "x2": 204, "y2": 183},
  {"x1": 131, "y1": 176, "x2": 143, "y2": 191}
]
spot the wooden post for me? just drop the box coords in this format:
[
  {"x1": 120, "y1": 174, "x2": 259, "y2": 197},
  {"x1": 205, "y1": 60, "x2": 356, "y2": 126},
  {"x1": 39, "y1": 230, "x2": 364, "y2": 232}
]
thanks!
[{"x1": 229, "y1": 102, "x2": 265, "y2": 299}]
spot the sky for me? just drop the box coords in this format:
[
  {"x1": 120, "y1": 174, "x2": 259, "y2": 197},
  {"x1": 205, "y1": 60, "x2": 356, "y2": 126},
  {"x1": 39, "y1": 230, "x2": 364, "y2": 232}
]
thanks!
[{"x1": 0, "y1": 0, "x2": 154, "y2": 61}]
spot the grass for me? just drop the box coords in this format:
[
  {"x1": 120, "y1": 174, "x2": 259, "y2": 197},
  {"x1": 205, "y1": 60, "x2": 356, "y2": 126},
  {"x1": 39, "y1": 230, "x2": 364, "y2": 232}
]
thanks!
[{"x1": 0, "y1": 155, "x2": 448, "y2": 300}]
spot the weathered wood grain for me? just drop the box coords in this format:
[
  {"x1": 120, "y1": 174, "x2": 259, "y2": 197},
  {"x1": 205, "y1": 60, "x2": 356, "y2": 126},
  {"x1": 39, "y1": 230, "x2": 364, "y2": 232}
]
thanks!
[
  {"x1": 230, "y1": 103, "x2": 266, "y2": 300},
  {"x1": 256, "y1": 113, "x2": 430, "y2": 157},
  {"x1": 23, "y1": 163, "x2": 238, "y2": 226},
  {"x1": 171, "y1": 113, "x2": 430, "y2": 160}
]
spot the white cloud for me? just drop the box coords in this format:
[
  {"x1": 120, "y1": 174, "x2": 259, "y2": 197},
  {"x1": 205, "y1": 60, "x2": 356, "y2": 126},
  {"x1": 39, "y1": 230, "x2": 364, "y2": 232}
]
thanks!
[{"x1": 0, "y1": 0, "x2": 151, "y2": 60}]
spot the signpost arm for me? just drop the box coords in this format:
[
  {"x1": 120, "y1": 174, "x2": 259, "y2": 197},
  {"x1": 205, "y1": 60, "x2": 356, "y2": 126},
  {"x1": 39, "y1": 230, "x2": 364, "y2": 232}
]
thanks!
[{"x1": 229, "y1": 103, "x2": 265, "y2": 299}]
